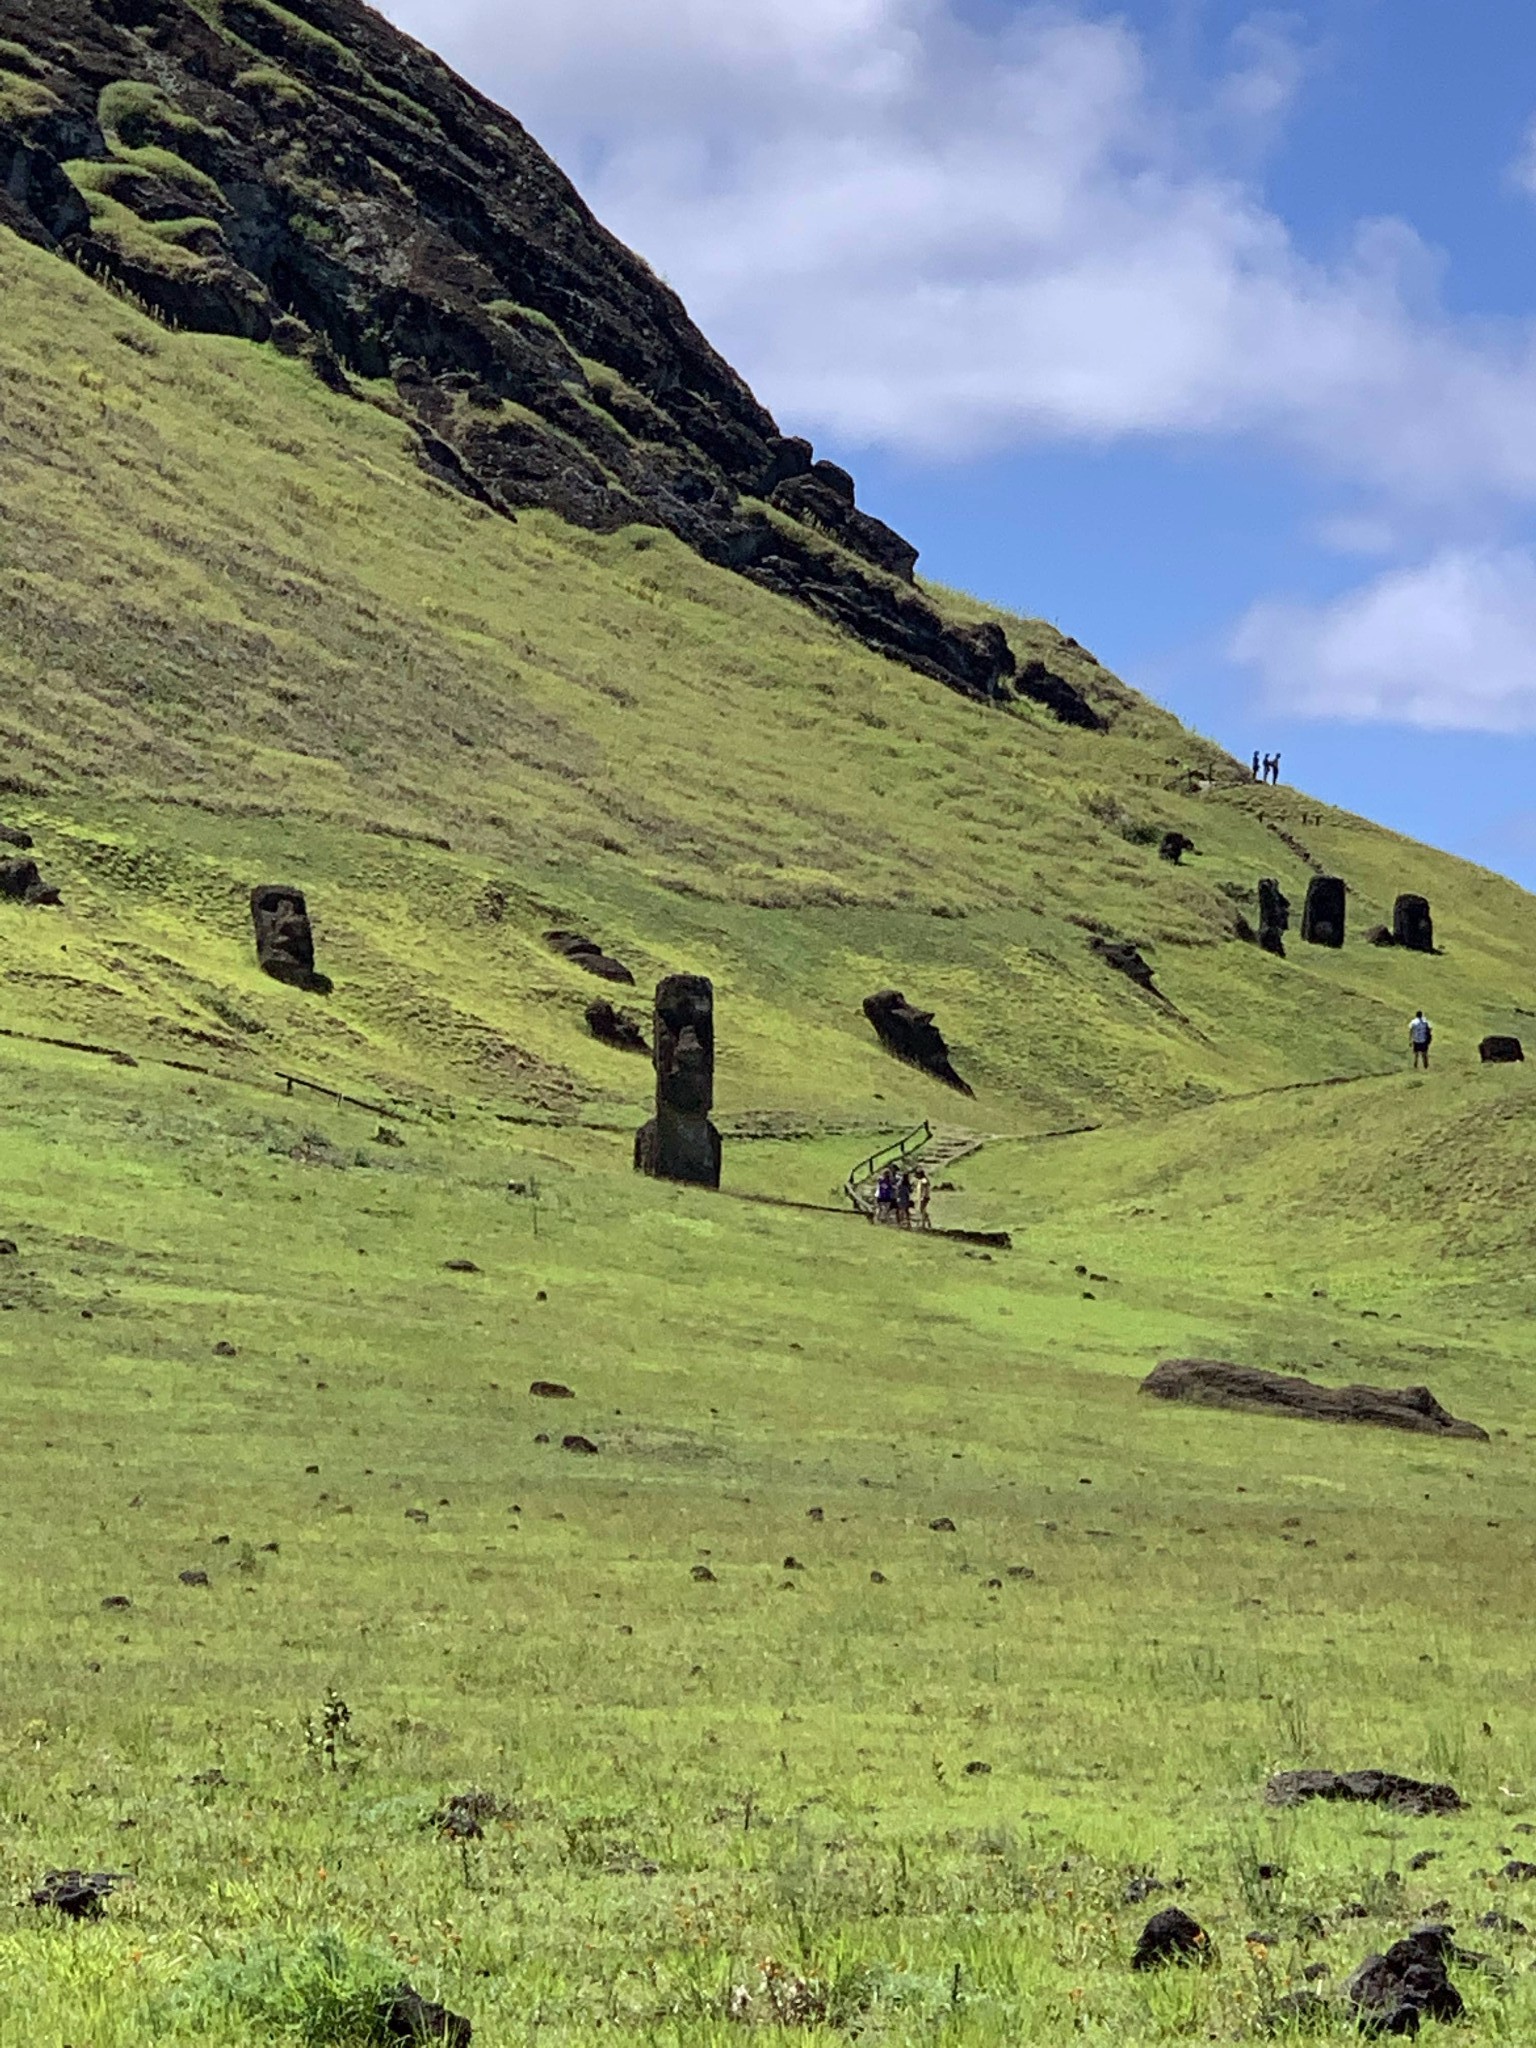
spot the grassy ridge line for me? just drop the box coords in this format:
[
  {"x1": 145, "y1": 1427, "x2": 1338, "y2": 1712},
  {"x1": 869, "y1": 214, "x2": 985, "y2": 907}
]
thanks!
[{"x1": 3, "y1": 227, "x2": 1535, "y2": 1135}]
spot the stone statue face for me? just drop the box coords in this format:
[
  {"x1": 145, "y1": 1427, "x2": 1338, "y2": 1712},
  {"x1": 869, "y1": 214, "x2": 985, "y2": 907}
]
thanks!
[{"x1": 656, "y1": 983, "x2": 714, "y2": 1116}]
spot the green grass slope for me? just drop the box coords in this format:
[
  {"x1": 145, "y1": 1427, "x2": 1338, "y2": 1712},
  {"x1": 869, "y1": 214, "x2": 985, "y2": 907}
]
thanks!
[
  {"x1": 3, "y1": 226, "x2": 1532, "y2": 1141},
  {"x1": 6, "y1": 222, "x2": 1536, "y2": 2044}
]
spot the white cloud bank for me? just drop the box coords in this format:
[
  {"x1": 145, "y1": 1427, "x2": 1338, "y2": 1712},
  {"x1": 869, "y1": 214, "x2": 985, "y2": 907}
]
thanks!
[{"x1": 378, "y1": 0, "x2": 1536, "y2": 729}]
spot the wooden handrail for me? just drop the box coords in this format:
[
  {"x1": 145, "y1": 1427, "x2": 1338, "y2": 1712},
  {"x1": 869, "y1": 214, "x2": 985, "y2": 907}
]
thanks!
[{"x1": 843, "y1": 1119, "x2": 932, "y2": 1211}]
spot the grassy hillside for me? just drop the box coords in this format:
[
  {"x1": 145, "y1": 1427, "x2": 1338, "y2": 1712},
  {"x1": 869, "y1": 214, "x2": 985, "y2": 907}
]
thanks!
[{"x1": 5, "y1": 220, "x2": 1536, "y2": 2045}]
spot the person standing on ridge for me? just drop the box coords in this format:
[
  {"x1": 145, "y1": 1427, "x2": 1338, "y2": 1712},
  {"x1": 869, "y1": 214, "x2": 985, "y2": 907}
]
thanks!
[
  {"x1": 1270, "y1": 752, "x2": 1282, "y2": 786},
  {"x1": 1252, "y1": 750, "x2": 1261, "y2": 780},
  {"x1": 1408, "y1": 1011, "x2": 1432, "y2": 1069}
]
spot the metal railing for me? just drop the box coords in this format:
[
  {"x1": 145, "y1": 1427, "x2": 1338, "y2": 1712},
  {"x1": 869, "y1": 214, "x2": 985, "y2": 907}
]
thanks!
[{"x1": 843, "y1": 1119, "x2": 932, "y2": 1212}]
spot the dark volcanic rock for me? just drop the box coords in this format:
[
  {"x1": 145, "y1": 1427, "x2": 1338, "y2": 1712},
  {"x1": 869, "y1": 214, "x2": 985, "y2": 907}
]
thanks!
[
  {"x1": 250, "y1": 885, "x2": 331, "y2": 993},
  {"x1": 381, "y1": 1983, "x2": 473, "y2": 2045},
  {"x1": 0, "y1": 857, "x2": 60, "y2": 905},
  {"x1": 1365, "y1": 923, "x2": 1395, "y2": 946},
  {"x1": 529, "y1": 1381, "x2": 575, "y2": 1400},
  {"x1": 1141, "y1": 1360, "x2": 1487, "y2": 1440},
  {"x1": 0, "y1": 823, "x2": 34, "y2": 850},
  {"x1": 1131, "y1": 1907, "x2": 1209, "y2": 1971},
  {"x1": 1265, "y1": 1770, "x2": 1464, "y2": 1819},
  {"x1": 1258, "y1": 878, "x2": 1290, "y2": 957},
  {"x1": 585, "y1": 998, "x2": 648, "y2": 1053},
  {"x1": 545, "y1": 930, "x2": 634, "y2": 985},
  {"x1": 0, "y1": 0, "x2": 1035, "y2": 708},
  {"x1": 1014, "y1": 658, "x2": 1106, "y2": 730},
  {"x1": 1159, "y1": 831, "x2": 1195, "y2": 864},
  {"x1": 30, "y1": 1869, "x2": 124, "y2": 1919},
  {"x1": 1393, "y1": 894, "x2": 1434, "y2": 952},
  {"x1": 635, "y1": 974, "x2": 721, "y2": 1188},
  {"x1": 1088, "y1": 935, "x2": 1157, "y2": 992},
  {"x1": 1480, "y1": 1036, "x2": 1524, "y2": 1064},
  {"x1": 1301, "y1": 874, "x2": 1347, "y2": 948},
  {"x1": 861, "y1": 988, "x2": 973, "y2": 1094},
  {"x1": 561, "y1": 1433, "x2": 599, "y2": 1455},
  {"x1": 1347, "y1": 1926, "x2": 1466, "y2": 2036}
]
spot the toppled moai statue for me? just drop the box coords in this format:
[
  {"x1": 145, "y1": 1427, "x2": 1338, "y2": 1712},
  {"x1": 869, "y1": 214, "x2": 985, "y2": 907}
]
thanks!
[
  {"x1": 1393, "y1": 893, "x2": 1434, "y2": 952},
  {"x1": 1257, "y1": 879, "x2": 1289, "y2": 957},
  {"x1": 1013, "y1": 659, "x2": 1107, "y2": 731},
  {"x1": 585, "y1": 997, "x2": 648, "y2": 1054},
  {"x1": 1301, "y1": 874, "x2": 1346, "y2": 948},
  {"x1": 1480, "y1": 1035, "x2": 1524, "y2": 1064},
  {"x1": 635, "y1": 974, "x2": 722, "y2": 1188},
  {"x1": 862, "y1": 989, "x2": 974, "y2": 1095},
  {"x1": 545, "y1": 930, "x2": 634, "y2": 984},
  {"x1": 0, "y1": 858, "x2": 60, "y2": 905},
  {"x1": 250, "y1": 885, "x2": 333, "y2": 993},
  {"x1": 1087, "y1": 934, "x2": 1157, "y2": 993},
  {"x1": 1159, "y1": 832, "x2": 1196, "y2": 864}
]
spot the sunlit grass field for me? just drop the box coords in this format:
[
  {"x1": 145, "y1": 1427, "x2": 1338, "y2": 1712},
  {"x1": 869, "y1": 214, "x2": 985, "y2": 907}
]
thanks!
[{"x1": 4, "y1": 224, "x2": 1536, "y2": 2042}]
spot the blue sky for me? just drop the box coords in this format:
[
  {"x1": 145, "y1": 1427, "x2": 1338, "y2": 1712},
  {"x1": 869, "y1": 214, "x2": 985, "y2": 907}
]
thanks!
[{"x1": 385, "y1": 0, "x2": 1536, "y2": 884}]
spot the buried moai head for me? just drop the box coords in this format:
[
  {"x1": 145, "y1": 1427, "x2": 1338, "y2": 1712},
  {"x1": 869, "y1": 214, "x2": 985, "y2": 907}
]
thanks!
[
  {"x1": 1301, "y1": 874, "x2": 1346, "y2": 949},
  {"x1": 1393, "y1": 893, "x2": 1434, "y2": 953},
  {"x1": 862, "y1": 989, "x2": 973, "y2": 1095},
  {"x1": 635, "y1": 974, "x2": 721, "y2": 1187},
  {"x1": 1257, "y1": 879, "x2": 1289, "y2": 957},
  {"x1": 250, "y1": 885, "x2": 332, "y2": 994}
]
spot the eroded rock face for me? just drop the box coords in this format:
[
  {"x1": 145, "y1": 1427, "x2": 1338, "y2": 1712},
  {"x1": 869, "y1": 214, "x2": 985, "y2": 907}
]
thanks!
[
  {"x1": 1480, "y1": 1035, "x2": 1525, "y2": 1064},
  {"x1": 1257, "y1": 878, "x2": 1290, "y2": 957},
  {"x1": 635, "y1": 974, "x2": 721, "y2": 1188},
  {"x1": 1393, "y1": 894, "x2": 1434, "y2": 952},
  {"x1": 1265, "y1": 1770, "x2": 1464, "y2": 1819},
  {"x1": 0, "y1": 858, "x2": 60, "y2": 905},
  {"x1": 862, "y1": 989, "x2": 973, "y2": 1095},
  {"x1": 546, "y1": 930, "x2": 634, "y2": 985},
  {"x1": 1141, "y1": 1359, "x2": 1488, "y2": 1440},
  {"x1": 250, "y1": 885, "x2": 331, "y2": 993},
  {"x1": 1301, "y1": 875, "x2": 1346, "y2": 948},
  {"x1": 0, "y1": 0, "x2": 1049, "y2": 713}
]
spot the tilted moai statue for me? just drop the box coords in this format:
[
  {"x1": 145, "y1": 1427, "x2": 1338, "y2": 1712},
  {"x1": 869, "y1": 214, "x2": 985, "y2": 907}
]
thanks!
[
  {"x1": 1301, "y1": 875, "x2": 1346, "y2": 949},
  {"x1": 1393, "y1": 894, "x2": 1434, "y2": 953},
  {"x1": 251, "y1": 885, "x2": 333, "y2": 993},
  {"x1": 634, "y1": 974, "x2": 721, "y2": 1188},
  {"x1": 1257, "y1": 879, "x2": 1290, "y2": 957}
]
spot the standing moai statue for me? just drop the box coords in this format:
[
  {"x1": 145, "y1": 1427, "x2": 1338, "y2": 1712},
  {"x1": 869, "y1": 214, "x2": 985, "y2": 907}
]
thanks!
[
  {"x1": 251, "y1": 885, "x2": 333, "y2": 993},
  {"x1": 1257, "y1": 879, "x2": 1290, "y2": 957},
  {"x1": 634, "y1": 974, "x2": 721, "y2": 1188},
  {"x1": 1301, "y1": 875, "x2": 1346, "y2": 948},
  {"x1": 1393, "y1": 894, "x2": 1434, "y2": 953}
]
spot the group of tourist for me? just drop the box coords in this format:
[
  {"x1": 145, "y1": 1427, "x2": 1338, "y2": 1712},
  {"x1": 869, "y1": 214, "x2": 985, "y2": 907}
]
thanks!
[
  {"x1": 1251, "y1": 750, "x2": 1283, "y2": 785},
  {"x1": 873, "y1": 1164, "x2": 931, "y2": 1228}
]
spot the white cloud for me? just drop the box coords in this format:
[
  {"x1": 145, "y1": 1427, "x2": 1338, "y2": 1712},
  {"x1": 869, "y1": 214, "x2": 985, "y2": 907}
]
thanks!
[
  {"x1": 1510, "y1": 112, "x2": 1536, "y2": 199},
  {"x1": 1231, "y1": 547, "x2": 1536, "y2": 731}
]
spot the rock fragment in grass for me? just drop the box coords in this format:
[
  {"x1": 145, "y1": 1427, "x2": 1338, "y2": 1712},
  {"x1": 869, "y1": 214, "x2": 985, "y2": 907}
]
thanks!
[
  {"x1": 1346, "y1": 1924, "x2": 1466, "y2": 2035},
  {"x1": 211, "y1": 1340, "x2": 237, "y2": 1357},
  {"x1": 929, "y1": 1516, "x2": 956, "y2": 1532},
  {"x1": 1131, "y1": 1907, "x2": 1209, "y2": 1970},
  {"x1": 380, "y1": 1982, "x2": 473, "y2": 2045},
  {"x1": 443, "y1": 1258, "x2": 481, "y2": 1273},
  {"x1": 529, "y1": 1381, "x2": 574, "y2": 1399},
  {"x1": 1265, "y1": 1770, "x2": 1463, "y2": 1818},
  {"x1": 100, "y1": 1595, "x2": 132, "y2": 1610},
  {"x1": 0, "y1": 1239, "x2": 16, "y2": 1255},
  {"x1": 1143, "y1": 1359, "x2": 1487, "y2": 1440},
  {"x1": 562, "y1": 1434, "x2": 599, "y2": 1455},
  {"x1": 29, "y1": 1869, "x2": 124, "y2": 1919},
  {"x1": 0, "y1": 857, "x2": 61, "y2": 905},
  {"x1": 178, "y1": 1568, "x2": 210, "y2": 1586},
  {"x1": 1501, "y1": 1860, "x2": 1536, "y2": 1882},
  {"x1": 691, "y1": 1564, "x2": 716, "y2": 1582},
  {"x1": 963, "y1": 1760, "x2": 991, "y2": 1775},
  {"x1": 585, "y1": 997, "x2": 648, "y2": 1052},
  {"x1": 1480, "y1": 1036, "x2": 1524, "y2": 1064}
]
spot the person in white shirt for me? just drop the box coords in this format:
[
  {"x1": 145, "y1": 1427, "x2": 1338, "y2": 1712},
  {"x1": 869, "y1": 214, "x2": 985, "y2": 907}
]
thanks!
[{"x1": 1408, "y1": 1011, "x2": 1432, "y2": 1069}]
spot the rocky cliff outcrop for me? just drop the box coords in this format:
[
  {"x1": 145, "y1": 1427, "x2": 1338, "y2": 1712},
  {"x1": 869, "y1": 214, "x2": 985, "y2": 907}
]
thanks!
[{"x1": 0, "y1": 0, "x2": 1053, "y2": 712}]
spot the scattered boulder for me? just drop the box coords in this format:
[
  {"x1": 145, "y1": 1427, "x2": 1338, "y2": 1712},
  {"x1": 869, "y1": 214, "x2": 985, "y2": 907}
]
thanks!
[
  {"x1": 0, "y1": 857, "x2": 60, "y2": 905},
  {"x1": 1013, "y1": 658, "x2": 1107, "y2": 730},
  {"x1": 1258, "y1": 878, "x2": 1290, "y2": 957},
  {"x1": 1142, "y1": 1360, "x2": 1487, "y2": 1440},
  {"x1": 635, "y1": 974, "x2": 722, "y2": 1188},
  {"x1": 1159, "y1": 831, "x2": 1195, "y2": 864},
  {"x1": 861, "y1": 988, "x2": 973, "y2": 1093},
  {"x1": 928, "y1": 1516, "x2": 957, "y2": 1533},
  {"x1": 529, "y1": 1381, "x2": 575, "y2": 1400},
  {"x1": 691, "y1": 1564, "x2": 716, "y2": 1582},
  {"x1": 1480, "y1": 1036, "x2": 1524, "y2": 1064},
  {"x1": 1131, "y1": 1907, "x2": 1209, "y2": 1971},
  {"x1": 1393, "y1": 894, "x2": 1434, "y2": 953},
  {"x1": 1088, "y1": 935, "x2": 1157, "y2": 993},
  {"x1": 29, "y1": 1870, "x2": 123, "y2": 1919},
  {"x1": 545, "y1": 930, "x2": 634, "y2": 984},
  {"x1": 443, "y1": 1259, "x2": 481, "y2": 1274},
  {"x1": 1365, "y1": 924, "x2": 1395, "y2": 947},
  {"x1": 0, "y1": 1240, "x2": 16, "y2": 1256},
  {"x1": 1265, "y1": 1770, "x2": 1464, "y2": 1818},
  {"x1": 250, "y1": 886, "x2": 332, "y2": 993},
  {"x1": 178, "y1": 1569, "x2": 211, "y2": 1587},
  {"x1": 1301, "y1": 874, "x2": 1347, "y2": 948},
  {"x1": 585, "y1": 997, "x2": 648, "y2": 1053},
  {"x1": 380, "y1": 1983, "x2": 473, "y2": 2046},
  {"x1": 0, "y1": 823, "x2": 34, "y2": 850},
  {"x1": 1501, "y1": 1860, "x2": 1536, "y2": 1882},
  {"x1": 1347, "y1": 1925, "x2": 1466, "y2": 2036},
  {"x1": 561, "y1": 1434, "x2": 599, "y2": 1455}
]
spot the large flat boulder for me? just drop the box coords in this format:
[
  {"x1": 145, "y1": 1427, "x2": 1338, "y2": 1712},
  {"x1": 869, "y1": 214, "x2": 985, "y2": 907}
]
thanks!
[{"x1": 1140, "y1": 1359, "x2": 1487, "y2": 1439}]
